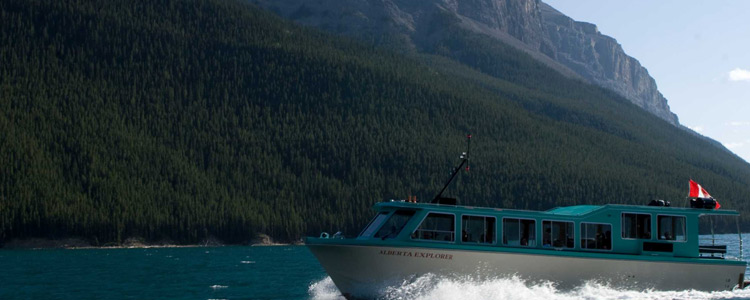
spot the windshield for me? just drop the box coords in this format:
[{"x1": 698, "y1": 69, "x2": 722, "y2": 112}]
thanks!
[
  {"x1": 374, "y1": 210, "x2": 416, "y2": 239},
  {"x1": 359, "y1": 212, "x2": 389, "y2": 238}
]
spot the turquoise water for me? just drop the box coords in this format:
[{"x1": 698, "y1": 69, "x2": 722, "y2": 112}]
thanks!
[
  {"x1": 0, "y1": 246, "x2": 326, "y2": 300},
  {"x1": 4, "y1": 234, "x2": 750, "y2": 300}
]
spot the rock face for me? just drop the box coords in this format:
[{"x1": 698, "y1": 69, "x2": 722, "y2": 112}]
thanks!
[
  {"x1": 254, "y1": 0, "x2": 679, "y2": 125},
  {"x1": 540, "y1": 4, "x2": 677, "y2": 125}
]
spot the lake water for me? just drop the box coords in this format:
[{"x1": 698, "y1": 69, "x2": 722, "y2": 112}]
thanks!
[{"x1": 3, "y1": 234, "x2": 750, "y2": 299}]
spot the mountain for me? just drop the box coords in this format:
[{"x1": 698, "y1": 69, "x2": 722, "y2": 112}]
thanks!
[
  {"x1": 540, "y1": 4, "x2": 677, "y2": 125},
  {"x1": 1, "y1": 0, "x2": 749, "y2": 246},
  {"x1": 254, "y1": 0, "x2": 679, "y2": 125}
]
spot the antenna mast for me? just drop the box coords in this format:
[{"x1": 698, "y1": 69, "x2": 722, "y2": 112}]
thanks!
[{"x1": 431, "y1": 134, "x2": 471, "y2": 204}]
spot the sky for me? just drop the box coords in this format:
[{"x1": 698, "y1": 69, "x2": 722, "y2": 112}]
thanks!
[{"x1": 543, "y1": 1, "x2": 750, "y2": 163}]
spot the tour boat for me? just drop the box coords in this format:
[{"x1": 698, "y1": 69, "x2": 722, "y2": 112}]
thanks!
[{"x1": 306, "y1": 136, "x2": 747, "y2": 298}]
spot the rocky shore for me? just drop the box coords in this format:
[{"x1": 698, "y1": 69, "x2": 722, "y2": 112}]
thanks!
[{"x1": 1, "y1": 233, "x2": 304, "y2": 249}]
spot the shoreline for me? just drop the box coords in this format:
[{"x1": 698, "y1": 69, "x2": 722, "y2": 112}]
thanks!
[{"x1": 0, "y1": 237, "x2": 303, "y2": 250}]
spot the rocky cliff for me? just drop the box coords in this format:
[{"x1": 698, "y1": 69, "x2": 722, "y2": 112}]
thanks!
[
  {"x1": 540, "y1": 4, "x2": 677, "y2": 125},
  {"x1": 254, "y1": 0, "x2": 679, "y2": 125}
]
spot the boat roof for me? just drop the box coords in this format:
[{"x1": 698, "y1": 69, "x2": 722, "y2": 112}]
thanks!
[
  {"x1": 546, "y1": 205, "x2": 601, "y2": 216},
  {"x1": 375, "y1": 201, "x2": 740, "y2": 217}
]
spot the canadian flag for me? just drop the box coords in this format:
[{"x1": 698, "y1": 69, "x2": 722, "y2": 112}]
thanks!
[{"x1": 689, "y1": 179, "x2": 720, "y2": 209}]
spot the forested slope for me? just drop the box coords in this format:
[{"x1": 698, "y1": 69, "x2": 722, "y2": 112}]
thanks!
[{"x1": 1, "y1": 0, "x2": 749, "y2": 245}]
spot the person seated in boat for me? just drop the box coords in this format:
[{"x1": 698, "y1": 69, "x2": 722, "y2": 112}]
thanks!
[
  {"x1": 384, "y1": 225, "x2": 397, "y2": 239},
  {"x1": 553, "y1": 229, "x2": 567, "y2": 247},
  {"x1": 595, "y1": 228, "x2": 604, "y2": 245},
  {"x1": 543, "y1": 228, "x2": 552, "y2": 247},
  {"x1": 635, "y1": 222, "x2": 650, "y2": 239},
  {"x1": 662, "y1": 231, "x2": 673, "y2": 240},
  {"x1": 520, "y1": 237, "x2": 528, "y2": 246},
  {"x1": 603, "y1": 231, "x2": 611, "y2": 249}
]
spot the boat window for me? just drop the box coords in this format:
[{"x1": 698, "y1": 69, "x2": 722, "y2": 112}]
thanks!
[
  {"x1": 502, "y1": 218, "x2": 536, "y2": 247},
  {"x1": 359, "y1": 212, "x2": 389, "y2": 238},
  {"x1": 412, "y1": 213, "x2": 455, "y2": 242},
  {"x1": 580, "y1": 223, "x2": 612, "y2": 250},
  {"x1": 658, "y1": 215, "x2": 686, "y2": 242},
  {"x1": 542, "y1": 220, "x2": 574, "y2": 248},
  {"x1": 462, "y1": 215, "x2": 496, "y2": 244},
  {"x1": 374, "y1": 210, "x2": 416, "y2": 239},
  {"x1": 622, "y1": 213, "x2": 651, "y2": 239}
]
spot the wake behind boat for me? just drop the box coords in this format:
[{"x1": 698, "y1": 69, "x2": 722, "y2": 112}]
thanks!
[{"x1": 306, "y1": 135, "x2": 747, "y2": 299}]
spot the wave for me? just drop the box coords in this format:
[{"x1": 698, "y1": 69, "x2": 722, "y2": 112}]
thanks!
[
  {"x1": 309, "y1": 277, "x2": 346, "y2": 300},
  {"x1": 308, "y1": 274, "x2": 750, "y2": 300}
]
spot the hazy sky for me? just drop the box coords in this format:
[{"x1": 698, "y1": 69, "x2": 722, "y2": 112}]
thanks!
[{"x1": 543, "y1": 1, "x2": 750, "y2": 163}]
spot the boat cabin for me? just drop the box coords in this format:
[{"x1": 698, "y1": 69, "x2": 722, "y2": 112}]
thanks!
[{"x1": 355, "y1": 201, "x2": 741, "y2": 259}]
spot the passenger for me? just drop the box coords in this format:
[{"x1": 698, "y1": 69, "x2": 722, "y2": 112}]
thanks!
[
  {"x1": 636, "y1": 220, "x2": 651, "y2": 239},
  {"x1": 603, "y1": 231, "x2": 611, "y2": 249},
  {"x1": 522, "y1": 227, "x2": 531, "y2": 244},
  {"x1": 554, "y1": 228, "x2": 566, "y2": 247},
  {"x1": 521, "y1": 237, "x2": 528, "y2": 246},
  {"x1": 543, "y1": 228, "x2": 552, "y2": 247},
  {"x1": 381, "y1": 225, "x2": 398, "y2": 239}
]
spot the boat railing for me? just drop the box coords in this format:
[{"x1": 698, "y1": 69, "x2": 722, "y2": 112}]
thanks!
[
  {"x1": 698, "y1": 245, "x2": 727, "y2": 258},
  {"x1": 698, "y1": 213, "x2": 742, "y2": 260}
]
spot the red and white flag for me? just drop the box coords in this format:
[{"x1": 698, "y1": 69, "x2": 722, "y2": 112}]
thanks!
[{"x1": 689, "y1": 179, "x2": 720, "y2": 209}]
